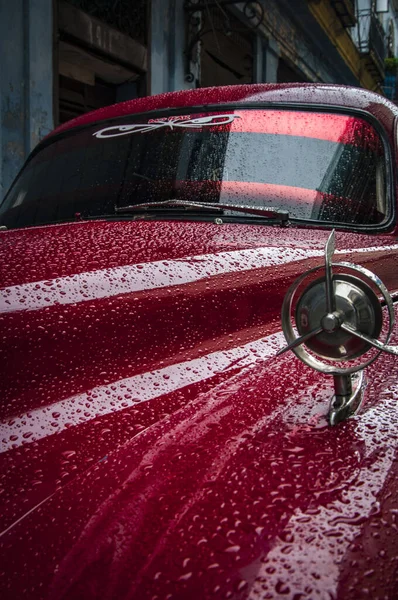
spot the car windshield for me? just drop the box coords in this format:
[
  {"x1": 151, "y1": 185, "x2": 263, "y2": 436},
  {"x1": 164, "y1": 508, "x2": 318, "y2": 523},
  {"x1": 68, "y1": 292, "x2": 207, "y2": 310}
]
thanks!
[{"x1": 0, "y1": 108, "x2": 388, "y2": 229}]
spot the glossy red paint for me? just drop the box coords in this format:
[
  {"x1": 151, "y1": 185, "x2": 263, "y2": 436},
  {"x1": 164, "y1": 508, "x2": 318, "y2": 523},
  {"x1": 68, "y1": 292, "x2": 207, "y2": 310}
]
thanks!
[
  {"x1": 50, "y1": 83, "x2": 397, "y2": 147},
  {"x1": 1, "y1": 84, "x2": 398, "y2": 599}
]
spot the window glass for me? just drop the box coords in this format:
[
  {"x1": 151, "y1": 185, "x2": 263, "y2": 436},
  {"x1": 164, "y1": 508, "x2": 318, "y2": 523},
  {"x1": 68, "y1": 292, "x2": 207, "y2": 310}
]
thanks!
[{"x1": 0, "y1": 109, "x2": 387, "y2": 228}]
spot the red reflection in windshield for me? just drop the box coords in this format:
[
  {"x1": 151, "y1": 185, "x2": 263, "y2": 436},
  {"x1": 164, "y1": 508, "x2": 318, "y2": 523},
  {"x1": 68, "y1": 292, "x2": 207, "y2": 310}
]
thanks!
[
  {"x1": 217, "y1": 180, "x2": 316, "y2": 203},
  {"x1": 230, "y1": 110, "x2": 380, "y2": 149},
  {"x1": 174, "y1": 180, "x2": 317, "y2": 208}
]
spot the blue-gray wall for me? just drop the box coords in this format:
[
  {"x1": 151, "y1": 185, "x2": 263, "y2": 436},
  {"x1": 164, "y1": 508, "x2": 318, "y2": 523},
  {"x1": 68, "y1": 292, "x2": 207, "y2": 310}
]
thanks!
[
  {"x1": 0, "y1": 0, "x2": 53, "y2": 200},
  {"x1": 0, "y1": 0, "x2": 366, "y2": 200}
]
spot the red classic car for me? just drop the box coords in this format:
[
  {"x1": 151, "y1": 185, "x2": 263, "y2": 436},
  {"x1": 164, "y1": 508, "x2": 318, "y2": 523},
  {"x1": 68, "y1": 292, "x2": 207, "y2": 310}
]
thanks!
[{"x1": 1, "y1": 83, "x2": 398, "y2": 599}]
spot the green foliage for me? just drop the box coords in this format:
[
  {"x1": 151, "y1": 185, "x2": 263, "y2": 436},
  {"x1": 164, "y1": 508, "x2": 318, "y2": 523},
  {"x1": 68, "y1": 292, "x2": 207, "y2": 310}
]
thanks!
[{"x1": 385, "y1": 57, "x2": 398, "y2": 73}]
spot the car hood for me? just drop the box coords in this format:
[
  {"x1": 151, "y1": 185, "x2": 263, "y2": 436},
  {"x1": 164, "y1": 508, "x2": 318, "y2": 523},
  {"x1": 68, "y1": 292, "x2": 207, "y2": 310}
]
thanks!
[{"x1": 1, "y1": 219, "x2": 398, "y2": 599}]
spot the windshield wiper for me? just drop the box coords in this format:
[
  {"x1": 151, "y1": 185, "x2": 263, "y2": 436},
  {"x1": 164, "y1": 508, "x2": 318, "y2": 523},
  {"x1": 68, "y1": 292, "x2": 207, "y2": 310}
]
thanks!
[{"x1": 115, "y1": 200, "x2": 289, "y2": 225}]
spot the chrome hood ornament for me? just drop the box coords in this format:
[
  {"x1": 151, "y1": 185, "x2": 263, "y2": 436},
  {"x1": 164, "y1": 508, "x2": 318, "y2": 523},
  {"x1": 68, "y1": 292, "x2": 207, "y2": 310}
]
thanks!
[{"x1": 279, "y1": 230, "x2": 397, "y2": 425}]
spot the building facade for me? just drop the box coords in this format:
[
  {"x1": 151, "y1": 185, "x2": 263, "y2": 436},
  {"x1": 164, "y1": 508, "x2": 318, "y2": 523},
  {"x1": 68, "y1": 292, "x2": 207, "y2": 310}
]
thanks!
[{"x1": 0, "y1": 0, "x2": 396, "y2": 199}]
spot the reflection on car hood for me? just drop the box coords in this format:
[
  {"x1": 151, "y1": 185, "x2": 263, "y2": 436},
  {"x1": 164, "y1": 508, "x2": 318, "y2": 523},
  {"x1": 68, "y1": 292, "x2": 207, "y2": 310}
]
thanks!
[{"x1": 1, "y1": 219, "x2": 398, "y2": 599}]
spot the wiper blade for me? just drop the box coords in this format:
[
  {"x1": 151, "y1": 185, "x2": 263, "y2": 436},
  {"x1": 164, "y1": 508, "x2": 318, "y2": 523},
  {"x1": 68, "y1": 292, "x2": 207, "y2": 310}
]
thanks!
[{"x1": 115, "y1": 200, "x2": 289, "y2": 224}]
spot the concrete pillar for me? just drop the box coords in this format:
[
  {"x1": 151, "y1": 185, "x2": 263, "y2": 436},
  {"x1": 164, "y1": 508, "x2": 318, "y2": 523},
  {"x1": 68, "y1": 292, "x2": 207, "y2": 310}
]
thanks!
[
  {"x1": 169, "y1": 0, "x2": 191, "y2": 91},
  {"x1": 0, "y1": 0, "x2": 53, "y2": 199},
  {"x1": 149, "y1": 0, "x2": 194, "y2": 95},
  {"x1": 148, "y1": 0, "x2": 169, "y2": 95},
  {"x1": 253, "y1": 35, "x2": 264, "y2": 83},
  {"x1": 264, "y1": 38, "x2": 280, "y2": 83}
]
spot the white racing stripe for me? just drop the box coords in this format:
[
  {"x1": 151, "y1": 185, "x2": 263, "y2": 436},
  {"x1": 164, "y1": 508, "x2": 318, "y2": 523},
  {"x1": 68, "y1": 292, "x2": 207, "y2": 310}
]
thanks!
[
  {"x1": 0, "y1": 331, "x2": 285, "y2": 453},
  {"x1": 1, "y1": 242, "x2": 397, "y2": 449},
  {"x1": 2, "y1": 244, "x2": 397, "y2": 314},
  {"x1": 0, "y1": 247, "x2": 322, "y2": 313}
]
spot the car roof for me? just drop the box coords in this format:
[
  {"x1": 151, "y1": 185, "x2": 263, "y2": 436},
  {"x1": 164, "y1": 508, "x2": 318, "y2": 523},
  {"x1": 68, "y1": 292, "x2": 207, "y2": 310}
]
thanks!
[{"x1": 50, "y1": 83, "x2": 398, "y2": 141}]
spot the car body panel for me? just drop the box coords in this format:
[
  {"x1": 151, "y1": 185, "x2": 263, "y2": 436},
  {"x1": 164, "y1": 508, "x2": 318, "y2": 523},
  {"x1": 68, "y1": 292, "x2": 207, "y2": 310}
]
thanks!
[
  {"x1": 1, "y1": 84, "x2": 398, "y2": 598},
  {"x1": 50, "y1": 83, "x2": 397, "y2": 148}
]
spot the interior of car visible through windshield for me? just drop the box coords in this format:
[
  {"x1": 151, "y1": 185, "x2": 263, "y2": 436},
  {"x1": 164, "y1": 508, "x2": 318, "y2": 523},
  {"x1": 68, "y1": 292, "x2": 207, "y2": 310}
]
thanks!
[{"x1": 0, "y1": 108, "x2": 387, "y2": 229}]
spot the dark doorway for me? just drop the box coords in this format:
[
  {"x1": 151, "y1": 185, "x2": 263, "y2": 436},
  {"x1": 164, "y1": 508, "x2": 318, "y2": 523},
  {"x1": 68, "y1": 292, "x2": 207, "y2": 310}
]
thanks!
[
  {"x1": 200, "y1": 8, "x2": 253, "y2": 87},
  {"x1": 55, "y1": 0, "x2": 147, "y2": 125},
  {"x1": 277, "y1": 57, "x2": 308, "y2": 83}
]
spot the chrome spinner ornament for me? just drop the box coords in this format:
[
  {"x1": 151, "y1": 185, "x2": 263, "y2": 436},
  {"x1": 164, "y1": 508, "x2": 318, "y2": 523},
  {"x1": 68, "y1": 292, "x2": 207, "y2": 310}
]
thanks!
[{"x1": 279, "y1": 230, "x2": 398, "y2": 425}]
